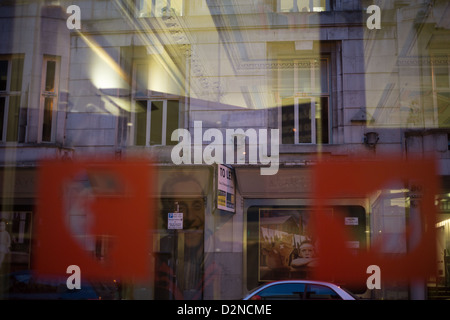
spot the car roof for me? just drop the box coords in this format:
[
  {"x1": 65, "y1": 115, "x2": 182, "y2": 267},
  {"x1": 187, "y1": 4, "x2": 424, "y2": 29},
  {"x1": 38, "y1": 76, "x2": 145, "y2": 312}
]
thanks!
[{"x1": 245, "y1": 279, "x2": 357, "y2": 299}]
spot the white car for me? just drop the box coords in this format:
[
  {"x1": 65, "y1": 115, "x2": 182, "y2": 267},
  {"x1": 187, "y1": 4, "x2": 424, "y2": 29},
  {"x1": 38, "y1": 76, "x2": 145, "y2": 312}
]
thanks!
[{"x1": 243, "y1": 280, "x2": 357, "y2": 300}]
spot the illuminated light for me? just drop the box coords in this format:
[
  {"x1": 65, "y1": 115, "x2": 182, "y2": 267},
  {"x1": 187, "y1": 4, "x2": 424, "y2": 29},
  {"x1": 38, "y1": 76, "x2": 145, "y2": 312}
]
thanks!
[
  {"x1": 436, "y1": 219, "x2": 450, "y2": 228},
  {"x1": 77, "y1": 32, "x2": 129, "y2": 89}
]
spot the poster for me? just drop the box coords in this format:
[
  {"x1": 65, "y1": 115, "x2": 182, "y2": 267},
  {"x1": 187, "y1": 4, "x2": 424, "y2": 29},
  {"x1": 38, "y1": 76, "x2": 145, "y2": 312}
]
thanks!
[
  {"x1": 258, "y1": 208, "x2": 329, "y2": 282},
  {"x1": 217, "y1": 165, "x2": 235, "y2": 213}
]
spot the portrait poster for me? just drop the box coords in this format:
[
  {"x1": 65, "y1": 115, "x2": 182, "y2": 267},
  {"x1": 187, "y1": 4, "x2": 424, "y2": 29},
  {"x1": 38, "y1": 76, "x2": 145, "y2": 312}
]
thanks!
[{"x1": 258, "y1": 208, "x2": 331, "y2": 282}]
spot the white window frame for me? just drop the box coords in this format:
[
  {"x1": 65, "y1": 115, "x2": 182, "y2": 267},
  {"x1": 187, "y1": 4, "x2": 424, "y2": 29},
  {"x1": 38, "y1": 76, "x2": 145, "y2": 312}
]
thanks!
[
  {"x1": 39, "y1": 56, "x2": 60, "y2": 143},
  {"x1": 278, "y1": 58, "x2": 330, "y2": 145},
  {"x1": 130, "y1": 61, "x2": 180, "y2": 146},
  {"x1": 131, "y1": 99, "x2": 180, "y2": 146},
  {"x1": 136, "y1": 0, "x2": 184, "y2": 17},
  {"x1": 0, "y1": 55, "x2": 24, "y2": 143},
  {"x1": 277, "y1": 0, "x2": 331, "y2": 13}
]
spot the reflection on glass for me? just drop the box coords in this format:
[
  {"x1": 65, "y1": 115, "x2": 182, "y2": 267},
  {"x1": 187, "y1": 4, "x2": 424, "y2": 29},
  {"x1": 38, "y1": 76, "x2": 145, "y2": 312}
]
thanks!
[
  {"x1": 45, "y1": 60, "x2": 56, "y2": 92},
  {"x1": 166, "y1": 100, "x2": 179, "y2": 146},
  {"x1": 42, "y1": 98, "x2": 53, "y2": 142},
  {"x1": 6, "y1": 95, "x2": 20, "y2": 142},
  {"x1": 0, "y1": 60, "x2": 7, "y2": 91},
  {"x1": 150, "y1": 101, "x2": 163, "y2": 145},
  {"x1": 10, "y1": 57, "x2": 23, "y2": 92},
  {"x1": 135, "y1": 100, "x2": 147, "y2": 146}
]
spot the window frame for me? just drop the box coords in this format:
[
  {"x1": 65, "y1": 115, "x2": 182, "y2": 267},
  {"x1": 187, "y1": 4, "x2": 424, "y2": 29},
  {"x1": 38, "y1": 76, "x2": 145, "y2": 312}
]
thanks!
[
  {"x1": 130, "y1": 60, "x2": 180, "y2": 146},
  {"x1": 0, "y1": 55, "x2": 25, "y2": 143},
  {"x1": 277, "y1": 0, "x2": 332, "y2": 13},
  {"x1": 278, "y1": 57, "x2": 331, "y2": 145},
  {"x1": 135, "y1": 0, "x2": 185, "y2": 18},
  {"x1": 132, "y1": 99, "x2": 180, "y2": 146}
]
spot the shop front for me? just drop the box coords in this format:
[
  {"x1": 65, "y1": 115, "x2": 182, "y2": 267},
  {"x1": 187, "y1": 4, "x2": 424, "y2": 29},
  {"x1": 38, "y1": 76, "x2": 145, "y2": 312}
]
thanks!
[
  {"x1": 235, "y1": 166, "x2": 369, "y2": 295},
  {"x1": 151, "y1": 165, "x2": 215, "y2": 300},
  {"x1": 0, "y1": 167, "x2": 35, "y2": 276}
]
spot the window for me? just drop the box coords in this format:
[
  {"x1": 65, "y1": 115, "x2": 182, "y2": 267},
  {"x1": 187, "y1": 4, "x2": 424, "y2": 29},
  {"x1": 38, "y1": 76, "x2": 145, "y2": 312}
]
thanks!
[
  {"x1": 256, "y1": 283, "x2": 306, "y2": 300},
  {"x1": 41, "y1": 57, "x2": 59, "y2": 142},
  {"x1": 306, "y1": 284, "x2": 341, "y2": 299},
  {"x1": 131, "y1": 59, "x2": 181, "y2": 146},
  {"x1": 0, "y1": 56, "x2": 24, "y2": 142},
  {"x1": 279, "y1": 58, "x2": 330, "y2": 144},
  {"x1": 431, "y1": 55, "x2": 450, "y2": 127},
  {"x1": 133, "y1": 99, "x2": 179, "y2": 146},
  {"x1": 136, "y1": 0, "x2": 184, "y2": 17},
  {"x1": 277, "y1": 0, "x2": 332, "y2": 13}
]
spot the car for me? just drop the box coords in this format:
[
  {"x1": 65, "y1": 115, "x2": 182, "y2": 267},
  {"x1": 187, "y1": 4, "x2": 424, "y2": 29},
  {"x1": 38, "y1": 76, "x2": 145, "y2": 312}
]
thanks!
[
  {"x1": 0, "y1": 270, "x2": 120, "y2": 300},
  {"x1": 243, "y1": 280, "x2": 358, "y2": 300}
]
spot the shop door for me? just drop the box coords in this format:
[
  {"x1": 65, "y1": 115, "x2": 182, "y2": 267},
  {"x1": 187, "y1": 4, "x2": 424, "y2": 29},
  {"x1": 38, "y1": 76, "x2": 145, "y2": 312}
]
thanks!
[{"x1": 154, "y1": 197, "x2": 205, "y2": 300}]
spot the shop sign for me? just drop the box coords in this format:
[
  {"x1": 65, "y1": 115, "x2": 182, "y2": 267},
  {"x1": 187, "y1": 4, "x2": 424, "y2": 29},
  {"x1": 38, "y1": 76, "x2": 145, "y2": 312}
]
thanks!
[
  {"x1": 217, "y1": 164, "x2": 235, "y2": 213},
  {"x1": 168, "y1": 212, "x2": 183, "y2": 229}
]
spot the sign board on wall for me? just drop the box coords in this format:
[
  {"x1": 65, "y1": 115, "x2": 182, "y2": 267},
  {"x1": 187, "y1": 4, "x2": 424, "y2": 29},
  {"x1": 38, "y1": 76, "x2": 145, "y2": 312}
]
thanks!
[{"x1": 217, "y1": 164, "x2": 235, "y2": 213}]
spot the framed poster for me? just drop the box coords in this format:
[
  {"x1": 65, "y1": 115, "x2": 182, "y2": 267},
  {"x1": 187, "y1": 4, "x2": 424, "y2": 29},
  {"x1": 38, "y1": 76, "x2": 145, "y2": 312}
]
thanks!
[
  {"x1": 246, "y1": 205, "x2": 366, "y2": 289},
  {"x1": 258, "y1": 208, "x2": 323, "y2": 282}
]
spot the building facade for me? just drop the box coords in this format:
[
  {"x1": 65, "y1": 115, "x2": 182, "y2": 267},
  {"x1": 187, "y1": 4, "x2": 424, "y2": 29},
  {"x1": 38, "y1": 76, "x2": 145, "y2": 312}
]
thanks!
[{"x1": 0, "y1": 0, "x2": 449, "y2": 300}]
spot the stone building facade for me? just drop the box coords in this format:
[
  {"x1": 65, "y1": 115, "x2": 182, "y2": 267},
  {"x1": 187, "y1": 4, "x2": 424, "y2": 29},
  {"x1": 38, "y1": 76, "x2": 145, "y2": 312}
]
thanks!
[{"x1": 0, "y1": 0, "x2": 449, "y2": 299}]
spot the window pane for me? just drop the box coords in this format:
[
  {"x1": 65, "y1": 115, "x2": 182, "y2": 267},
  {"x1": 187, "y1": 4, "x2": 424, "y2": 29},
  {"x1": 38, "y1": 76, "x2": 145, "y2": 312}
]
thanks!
[
  {"x1": 279, "y1": 0, "x2": 295, "y2": 12},
  {"x1": 166, "y1": 100, "x2": 179, "y2": 146},
  {"x1": 258, "y1": 283, "x2": 305, "y2": 300},
  {"x1": 315, "y1": 97, "x2": 329, "y2": 144},
  {"x1": 136, "y1": 0, "x2": 149, "y2": 17},
  {"x1": 306, "y1": 284, "x2": 341, "y2": 300},
  {"x1": 135, "y1": 100, "x2": 147, "y2": 146},
  {"x1": 155, "y1": 0, "x2": 169, "y2": 17},
  {"x1": 298, "y1": 68, "x2": 311, "y2": 93},
  {"x1": 435, "y1": 66, "x2": 449, "y2": 89},
  {"x1": 298, "y1": 98, "x2": 312, "y2": 143},
  {"x1": 170, "y1": 0, "x2": 184, "y2": 16},
  {"x1": 280, "y1": 68, "x2": 294, "y2": 97},
  {"x1": 150, "y1": 101, "x2": 163, "y2": 145},
  {"x1": 281, "y1": 98, "x2": 295, "y2": 144},
  {"x1": 42, "y1": 98, "x2": 53, "y2": 142},
  {"x1": 0, "y1": 97, "x2": 5, "y2": 140},
  {"x1": 45, "y1": 60, "x2": 56, "y2": 92},
  {"x1": 135, "y1": 64, "x2": 148, "y2": 97},
  {"x1": 10, "y1": 57, "x2": 24, "y2": 92},
  {"x1": 0, "y1": 60, "x2": 7, "y2": 91},
  {"x1": 437, "y1": 92, "x2": 450, "y2": 127},
  {"x1": 320, "y1": 59, "x2": 329, "y2": 93},
  {"x1": 6, "y1": 95, "x2": 20, "y2": 142}
]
